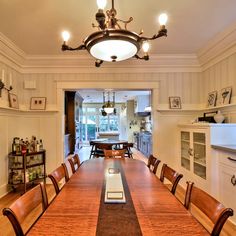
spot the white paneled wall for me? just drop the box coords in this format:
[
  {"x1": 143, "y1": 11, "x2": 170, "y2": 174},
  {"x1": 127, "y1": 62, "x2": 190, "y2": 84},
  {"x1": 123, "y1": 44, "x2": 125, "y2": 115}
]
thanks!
[
  {"x1": 20, "y1": 72, "x2": 202, "y2": 107},
  {"x1": 201, "y1": 53, "x2": 236, "y2": 105}
]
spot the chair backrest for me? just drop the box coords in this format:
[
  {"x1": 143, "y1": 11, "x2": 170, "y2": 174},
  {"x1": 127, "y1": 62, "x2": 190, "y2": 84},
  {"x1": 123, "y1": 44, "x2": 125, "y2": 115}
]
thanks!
[
  {"x1": 62, "y1": 158, "x2": 73, "y2": 180},
  {"x1": 184, "y1": 181, "x2": 233, "y2": 236},
  {"x1": 2, "y1": 183, "x2": 48, "y2": 236},
  {"x1": 160, "y1": 164, "x2": 183, "y2": 194},
  {"x1": 94, "y1": 143, "x2": 111, "y2": 157},
  {"x1": 68, "y1": 154, "x2": 80, "y2": 173},
  {"x1": 104, "y1": 149, "x2": 126, "y2": 158},
  {"x1": 48, "y1": 165, "x2": 68, "y2": 194},
  {"x1": 147, "y1": 154, "x2": 161, "y2": 174}
]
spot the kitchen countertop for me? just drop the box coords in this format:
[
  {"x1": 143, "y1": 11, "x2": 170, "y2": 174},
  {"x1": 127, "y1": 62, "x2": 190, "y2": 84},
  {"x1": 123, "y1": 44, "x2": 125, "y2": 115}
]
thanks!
[{"x1": 211, "y1": 145, "x2": 236, "y2": 153}]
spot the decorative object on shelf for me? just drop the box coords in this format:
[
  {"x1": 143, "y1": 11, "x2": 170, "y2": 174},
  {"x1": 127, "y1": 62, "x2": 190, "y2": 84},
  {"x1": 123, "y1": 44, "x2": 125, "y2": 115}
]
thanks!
[
  {"x1": 198, "y1": 111, "x2": 217, "y2": 123},
  {"x1": 169, "y1": 96, "x2": 181, "y2": 109},
  {"x1": 220, "y1": 86, "x2": 232, "y2": 105},
  {"x1": 207, "y1": 90, "x2": 217, "y2": 108},
  {"x1": 9, "y1": 93, "x2": 19, "y2": 109},
  {"x1": 101, "y1": 91, "x2": 116, "y2": 116},
  {"x1": 30, "y1": 97, "x2": 46, "y2": 110},
  {"x1": 0, "y1": 69, "x2": 13, "y2": 97},
  {"x1": 214, "y1": 110, "x2": 225, "y2": 123},
  {"x1": 61, "y1": 0, "x2": 168, "y2": 67}
]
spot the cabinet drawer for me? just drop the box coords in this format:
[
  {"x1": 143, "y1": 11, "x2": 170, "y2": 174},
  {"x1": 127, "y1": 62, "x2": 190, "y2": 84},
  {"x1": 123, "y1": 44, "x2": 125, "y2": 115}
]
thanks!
[
  {"x1": 219, "y1": 164, "x2": 236, "y2": 223},
  {"x1": 218, "y1": 151, "x2": 236, "y2": 168}
]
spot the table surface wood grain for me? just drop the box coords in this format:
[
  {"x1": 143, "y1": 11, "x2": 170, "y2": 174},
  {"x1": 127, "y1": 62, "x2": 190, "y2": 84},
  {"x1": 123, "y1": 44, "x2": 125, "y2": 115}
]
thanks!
[{"x1": 28, "y1": 158, "x2": 209, "y2": 236}]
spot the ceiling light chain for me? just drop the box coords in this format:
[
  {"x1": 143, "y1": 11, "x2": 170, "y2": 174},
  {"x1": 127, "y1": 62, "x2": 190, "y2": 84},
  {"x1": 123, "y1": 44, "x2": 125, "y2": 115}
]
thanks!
[{"x1": 61, "y1": 0, "x2": 168, "y2": 67}]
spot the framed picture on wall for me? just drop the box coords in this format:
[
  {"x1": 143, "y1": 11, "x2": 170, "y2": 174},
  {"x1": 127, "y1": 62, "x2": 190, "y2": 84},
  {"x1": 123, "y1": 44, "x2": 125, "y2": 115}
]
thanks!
[
  {"x1": 207, "y1": 91, "x2": 217, "y2": 108},
  {"x1": 220, "y1": 87, "x2": 232, "y2": 105},
  {"x1": 30, "y1": 97, "x2": 46, "y2": 110},
  {"x1": 169, "y1": 96, "x2": 181, "y2": 109},
  {"x1": 9, "y1": 93, "x2": 19, "y2": 109}
]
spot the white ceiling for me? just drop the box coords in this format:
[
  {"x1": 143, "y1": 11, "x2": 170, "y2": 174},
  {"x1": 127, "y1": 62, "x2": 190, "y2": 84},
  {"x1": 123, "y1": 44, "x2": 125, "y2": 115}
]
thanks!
[
  {"x1": 78, "y1": 90, "x2": 150, "y2": 103},
  {"x1": 1, "y1": 0, "x2": 236, "y2": 56}
]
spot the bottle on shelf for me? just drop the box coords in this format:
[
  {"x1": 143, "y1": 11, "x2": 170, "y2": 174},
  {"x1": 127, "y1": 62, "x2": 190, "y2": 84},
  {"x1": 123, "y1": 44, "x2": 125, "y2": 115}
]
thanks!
[
  {"x1": 36, "y1": 141, "x2": 40, "y2": 152},
  {"x1": 39, "y1": 139, "x2": 44, "y2": 150}
]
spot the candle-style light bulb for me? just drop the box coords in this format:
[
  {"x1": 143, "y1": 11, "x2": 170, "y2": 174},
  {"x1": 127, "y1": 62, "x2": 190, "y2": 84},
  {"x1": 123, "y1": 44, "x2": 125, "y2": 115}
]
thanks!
[
  {"x1": 62, "y1": 31, "x2": 70, "y2": 42},
  {"x1": 158, "y1": 13, "x2": 168, "y2": 26},
  {"x1": 97, "y1": 0, "x2": 107, "y2": 10},
  {"x1": 142, "y1": 41, "x2": 150, "y2": 53}
]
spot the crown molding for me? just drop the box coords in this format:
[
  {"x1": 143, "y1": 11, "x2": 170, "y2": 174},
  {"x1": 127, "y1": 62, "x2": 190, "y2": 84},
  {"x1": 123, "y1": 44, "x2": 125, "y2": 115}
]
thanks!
[
  {"x1": 198, "y1": 22, "x2": 236, "y2": 71},
  {"x1": 0, "y1": 33, "x2": 201, "y2": 73},
  {"x1": 21, "y1": 54, "x2": 201, "y2": 73},
  {"x1": 0, "y1": 32, "x2": 25, "y2": 72}
]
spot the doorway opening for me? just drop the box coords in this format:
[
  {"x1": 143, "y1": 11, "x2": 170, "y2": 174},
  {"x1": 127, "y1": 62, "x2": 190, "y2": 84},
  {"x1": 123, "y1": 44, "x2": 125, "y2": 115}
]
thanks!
[{"x1": 64, "y1": 89, "x2": 152, "y2": 157}]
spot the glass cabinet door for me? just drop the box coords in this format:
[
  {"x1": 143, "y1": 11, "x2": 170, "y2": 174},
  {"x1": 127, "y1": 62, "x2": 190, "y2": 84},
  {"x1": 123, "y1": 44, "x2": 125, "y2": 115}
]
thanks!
[
  {"x1": 193, "y1": 132, "x2": 206, "y2": 179},
  {"x1": 181, "y1": 131, "x2": 190, "y2": 170}
]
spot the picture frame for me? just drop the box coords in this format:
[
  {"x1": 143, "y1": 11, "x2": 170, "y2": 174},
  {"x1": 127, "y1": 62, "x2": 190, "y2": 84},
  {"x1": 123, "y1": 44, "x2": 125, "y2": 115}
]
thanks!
[
  {"x1": 207, "y1": 91, "x2": 217, "y2": 108},
  {"x1": 9, "y1": 93, "x2": 19, "y2": 109},
  {"x1": 169, "y1": 96, "x2": 181, "y2": 109},
  {"x1": 220, "y1": 87, "x2": 232, "y2": 105},
  {"x1": 30, "y1": 97, "x2": 46, "y2": 110}
]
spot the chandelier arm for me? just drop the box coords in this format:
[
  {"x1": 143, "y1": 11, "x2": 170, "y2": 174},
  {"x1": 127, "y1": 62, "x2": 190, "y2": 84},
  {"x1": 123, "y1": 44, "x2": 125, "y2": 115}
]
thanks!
[
  {"x1": 116, "y1": 17, "x2": 133, "y2": 30},
  {"x1": 95, "y1": 60, "x2": 104, "y2": 67},
  {"x1": 61, "y1": 44, "x2": 86, "y2": 51},
  {"x1": 133, "y1": 54, "x2": 149, "y2": 61},
  {"x1": 139, "y1": 29, "x2": 167, "y2": 41}
]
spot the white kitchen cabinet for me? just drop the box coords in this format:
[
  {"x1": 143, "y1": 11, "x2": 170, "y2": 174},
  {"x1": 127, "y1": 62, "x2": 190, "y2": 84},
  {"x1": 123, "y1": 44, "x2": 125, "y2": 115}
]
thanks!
[
  {"x1": 134, "y1": 95, "x2": 150, "y2": 114},
  {"x1": 217, "y1": 150, "x2": 236, "y2": 223},
  {"x1": 178, "y1": 124, "x2": 236, "y2": 192},
  {"x1": 179, "y1": 125, "x2": 209, "y2": 190}
]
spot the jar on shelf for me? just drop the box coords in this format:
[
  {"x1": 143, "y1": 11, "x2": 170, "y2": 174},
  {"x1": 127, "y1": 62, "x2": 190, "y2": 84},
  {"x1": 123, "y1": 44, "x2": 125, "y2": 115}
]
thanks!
[{"x1": 214, "y1": 110, "x2": 225, "y2": 123}]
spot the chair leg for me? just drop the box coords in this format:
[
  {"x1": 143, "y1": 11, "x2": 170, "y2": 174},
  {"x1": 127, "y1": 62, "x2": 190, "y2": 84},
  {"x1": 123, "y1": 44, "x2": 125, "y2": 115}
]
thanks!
[{"x1": 89, "y1": 145, "x2": 95, "y2": 159}]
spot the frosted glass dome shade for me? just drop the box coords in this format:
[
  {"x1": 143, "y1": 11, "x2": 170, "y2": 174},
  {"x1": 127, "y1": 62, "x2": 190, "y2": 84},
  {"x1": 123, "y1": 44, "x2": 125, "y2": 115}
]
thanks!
[{"x1": 90, "y1": 40, "x2": 137, "y2": 62}]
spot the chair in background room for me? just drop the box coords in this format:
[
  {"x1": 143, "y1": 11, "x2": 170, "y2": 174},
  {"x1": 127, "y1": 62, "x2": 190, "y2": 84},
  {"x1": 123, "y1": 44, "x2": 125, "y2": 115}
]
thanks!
[
  {"x1": 160, "y1": 164, "x2": 183, "y2": 194},
  {"x1": 48, "y1": 165, "x2": 69, "y2": 195},
  {"x1": 147, "y1": 154, "x2": 161, "y2": 174},
  {"x1": 104, "y1": 149, "x2": 126, "y2": 158},
  {"x1": 184, "y1": 181, "x2": 233, "y2": 236},
  {"x1": 123, "y1": 143, "x2": 134, "y2": 158},
  {"x1": 93, "y1": 143, "x2": 111, "y2": 158},
  {"x1": 68, "y1": 154, "x2": 80, "y2": 173},
  {"x1": 2, "y1": 183, "x2": 48, "y2": 236}
]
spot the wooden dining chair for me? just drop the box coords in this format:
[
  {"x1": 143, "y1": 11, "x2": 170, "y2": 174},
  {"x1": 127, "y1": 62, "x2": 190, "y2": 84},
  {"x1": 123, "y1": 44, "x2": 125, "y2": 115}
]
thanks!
[
  {"x1": 48, "y1": 164, "x2": 69, "y2": 195},
  {"x1": 2, "y1": 182, "x2": 48, "y2": 236},
  {"x1": 184, "y1": 181, "x2": 233, "y2": 236},
  {"x1": 123, "y1": 142, "x2": 134, "y2": 158},
  {"x1": 68, "y1": 154, "x2": 80, "y2": 173},
  {"x1": 147, "y1": 154, "x2": 161, "y2": 174},
  {"x1": 160, "y1": 164, "x2": 183, "y2": 194},
  {"x1": 62, "y1": 158, "x2": 73, "y2": 180},
  {"x1": 94, "y1": 143, "x2": 111, "y2": 158},
  {"x1": 104, "y1": 149, "x2": 126, "y2": 158}
]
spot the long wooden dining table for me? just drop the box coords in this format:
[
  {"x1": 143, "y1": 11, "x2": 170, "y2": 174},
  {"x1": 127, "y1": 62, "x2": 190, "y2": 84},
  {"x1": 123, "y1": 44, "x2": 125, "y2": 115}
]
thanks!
[{"x1": 28, "y1": 158, "x2": 209, "y2": 235}]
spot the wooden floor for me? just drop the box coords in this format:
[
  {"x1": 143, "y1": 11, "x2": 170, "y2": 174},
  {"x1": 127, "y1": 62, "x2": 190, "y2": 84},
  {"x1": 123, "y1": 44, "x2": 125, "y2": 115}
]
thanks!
[{"x1": 0, "y1": 147, "x2": 235, "y2": 235}]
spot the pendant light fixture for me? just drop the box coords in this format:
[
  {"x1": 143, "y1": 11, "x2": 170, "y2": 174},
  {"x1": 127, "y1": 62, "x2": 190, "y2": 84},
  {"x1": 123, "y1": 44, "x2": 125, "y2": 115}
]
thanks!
[
  {"x1": 61, "y1": 0, "x2": 168, "y2": 67},
  {"x1": 101, "y1": 91, "x2": 116, "y2": 115}
]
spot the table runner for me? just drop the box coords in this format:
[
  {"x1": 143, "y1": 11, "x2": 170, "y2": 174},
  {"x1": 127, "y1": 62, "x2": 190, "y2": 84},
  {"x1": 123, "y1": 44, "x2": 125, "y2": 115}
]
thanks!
[{"x1": 96, "y1": 159, "x2": 142, "y2": 236}]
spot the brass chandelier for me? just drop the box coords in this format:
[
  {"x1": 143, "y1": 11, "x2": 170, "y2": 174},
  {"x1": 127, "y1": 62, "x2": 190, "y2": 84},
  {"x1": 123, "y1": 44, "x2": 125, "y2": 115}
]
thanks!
[
  {"x1": 101, "y1": 91, "x2": 116, "y2": 116},
  {"x1": 61, "y1": 0, "x2": 168, "y2": 67}
]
